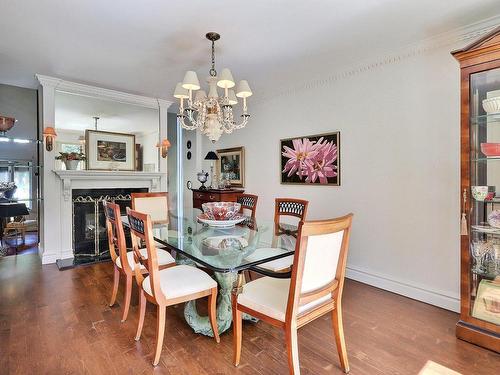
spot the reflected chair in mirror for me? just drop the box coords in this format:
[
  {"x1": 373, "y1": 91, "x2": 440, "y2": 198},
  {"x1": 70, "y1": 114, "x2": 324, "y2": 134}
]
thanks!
[
  {"x1": 103, "y1": 201, "x2": 175, "y2": 322},
  {"x1": 232, "y1": 214, "x2": 353, "y2": 374},
  {"x1": 131, "y1": 192, "x2": 170, "y2": 224},
  {"x1": 127, "y1": 207, "x2": 220, "y2": 366},
  {"x1": 250, "y1": 198, "x2": 309, "y2": 276},
  {"x1": 236, "y1": 193, "x2": 259, "y2": 221}
]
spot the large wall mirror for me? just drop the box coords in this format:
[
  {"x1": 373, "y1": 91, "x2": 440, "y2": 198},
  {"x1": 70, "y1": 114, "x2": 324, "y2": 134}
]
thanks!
[{"x1": 54, "y1": 91, "x2": 160, "y2": 171}]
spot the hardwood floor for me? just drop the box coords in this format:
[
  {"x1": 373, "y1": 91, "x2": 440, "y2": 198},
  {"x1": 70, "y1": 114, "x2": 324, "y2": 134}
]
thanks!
[{"x1": 0, "y1": 254, "x2": 498, "y2": 374}]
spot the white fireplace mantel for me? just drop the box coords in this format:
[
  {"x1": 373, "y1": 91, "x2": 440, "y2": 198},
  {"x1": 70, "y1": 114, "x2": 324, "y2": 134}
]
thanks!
[{"x1": 53, "y1": 170, "x2": 164, "y2": 201}]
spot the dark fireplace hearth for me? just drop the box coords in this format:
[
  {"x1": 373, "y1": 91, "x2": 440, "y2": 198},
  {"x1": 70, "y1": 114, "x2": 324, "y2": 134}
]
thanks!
[{"x1": 57, "y1": 187, "x2": 147, "y2": 269}]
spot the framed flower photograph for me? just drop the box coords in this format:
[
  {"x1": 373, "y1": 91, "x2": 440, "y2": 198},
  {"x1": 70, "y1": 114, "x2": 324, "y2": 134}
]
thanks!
[
  {"x1": 216, "y1": 146, "x2": 245, "y2": 187},
  {"x1": 85, "y1": 130, "x2": 136, "y2": 171},
  {"x1": 280, "y1": 132, "x2": 340, "y2": 185}
]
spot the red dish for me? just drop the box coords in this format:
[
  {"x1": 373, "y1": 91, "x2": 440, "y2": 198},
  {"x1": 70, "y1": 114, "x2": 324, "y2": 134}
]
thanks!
[{"x1": 480, "y1": 143, "x2": 500, "y2": 157}]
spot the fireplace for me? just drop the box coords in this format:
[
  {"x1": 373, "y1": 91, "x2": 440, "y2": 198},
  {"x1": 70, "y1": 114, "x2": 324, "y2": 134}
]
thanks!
[{"x1": 72, "y1": 188, "x2": 147, "y2": 259}]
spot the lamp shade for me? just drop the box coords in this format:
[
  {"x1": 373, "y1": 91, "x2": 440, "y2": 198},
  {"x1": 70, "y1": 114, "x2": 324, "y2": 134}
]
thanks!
[
  {"x1": 195, "y1": 90, "x2": 207, "y2": 102},
  {"x1": 182, "y1": 71, "x2": 200, "y2": 90},
  {"x1": 208, "y1": 82, "x2": 219, "y2": 99},
  {"x1": 174, "y1": 82, "x2": 189, "y2": 99},
  {"x1": 236, "y1": 80, "x2": 252, "y2": 98},
  {"x1": 217, "y1": 68, "x2": 235, "y2": 89},
  {"x1": 43, "y1": 126, "x2": 57, "y2": 137},
  {"x1": 156, "y1": 139, "x2": 171, "y2": 148},
  {"x1": 204, "y1": 151, "x2": 219, "y2": 160},
  {"x1": 228, "y1": 90, "x2": 238, "y2": 105}
]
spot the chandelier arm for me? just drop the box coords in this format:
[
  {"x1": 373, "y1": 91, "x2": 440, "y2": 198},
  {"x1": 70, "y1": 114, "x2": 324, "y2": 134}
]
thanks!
[{"x1": 231, "y1": 115, "x2": 250, "y2": 130}]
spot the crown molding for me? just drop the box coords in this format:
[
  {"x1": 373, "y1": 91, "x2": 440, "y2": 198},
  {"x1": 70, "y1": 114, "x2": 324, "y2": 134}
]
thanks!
[
  {"x1": 35, "y1": 74, "x2": 173, "y2": 110},
  {"x1": 255, "y1": 16, "x2": 500, "y2": 104}
]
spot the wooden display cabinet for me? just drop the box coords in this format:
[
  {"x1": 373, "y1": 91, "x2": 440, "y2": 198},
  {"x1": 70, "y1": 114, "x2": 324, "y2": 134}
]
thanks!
[{"x1": 452, "y1": 27, "x2": 500, "y2": 352}]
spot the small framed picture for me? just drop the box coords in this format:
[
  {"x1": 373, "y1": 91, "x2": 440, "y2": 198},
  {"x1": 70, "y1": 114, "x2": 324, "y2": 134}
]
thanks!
[
  {"x1": 216, "y1": 146, "x2": 245, "y2": 187},
  {"x1": 85, "y1": 130, "x2": 136, "y2": 171},
  {"x1": 280, "y1": 131, "x2": 340, "y2": 185}
]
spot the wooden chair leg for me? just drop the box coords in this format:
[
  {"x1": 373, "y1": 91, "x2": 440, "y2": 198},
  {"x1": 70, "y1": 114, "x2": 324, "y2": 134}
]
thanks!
[
  {"x1": 332, "y1": 305, "x2": 349, "y2": 373},
  {"x1": 121, "y1": 275, "x2": 132, "y2": 322},
  {"x1": 153, "y1": 305, "x2": 166, "y2": 366},
  {"x1": 135, "y1": 289, "x2": 147, "y2": 341},
  {"x1": 232, "y1": 297, "x2": 242, "y2": 366},
  {"x1": 208, "y1": 288, "x2": 220, "y2": 343},
  {"x1": 285, "y1": 324, "x2": 300, "y2": 375},
  {"x1": 109, "y1": 265, "x2": 120, "y2": 307}
]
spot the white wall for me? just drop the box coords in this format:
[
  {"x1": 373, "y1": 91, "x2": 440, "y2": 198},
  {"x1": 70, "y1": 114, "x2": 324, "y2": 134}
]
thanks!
[{"x1": 202, "y1": 38, "x2": 467, "y2": 311}]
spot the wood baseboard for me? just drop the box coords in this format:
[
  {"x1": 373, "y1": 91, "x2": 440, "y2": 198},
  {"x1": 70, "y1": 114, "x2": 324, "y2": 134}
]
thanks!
[{"x1": 456, "y1": 320, "x2": 500, "y2": 353}]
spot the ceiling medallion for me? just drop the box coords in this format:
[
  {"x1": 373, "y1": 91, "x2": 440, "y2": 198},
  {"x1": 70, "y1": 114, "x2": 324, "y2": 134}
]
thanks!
[{"x1": 173, "y1": 32, "x2": 252, "y2": 143}]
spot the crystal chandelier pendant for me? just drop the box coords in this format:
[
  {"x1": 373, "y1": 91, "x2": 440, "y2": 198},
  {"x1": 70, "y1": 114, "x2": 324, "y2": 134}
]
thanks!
[{"x1": 174, "y1": 32, "x2": 252, "y2": 143}]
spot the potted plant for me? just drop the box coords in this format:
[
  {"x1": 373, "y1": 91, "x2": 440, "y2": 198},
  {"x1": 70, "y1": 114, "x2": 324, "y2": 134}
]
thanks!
[{"x1": 56, "y1": 152, "x2": 86, "y2": 170}]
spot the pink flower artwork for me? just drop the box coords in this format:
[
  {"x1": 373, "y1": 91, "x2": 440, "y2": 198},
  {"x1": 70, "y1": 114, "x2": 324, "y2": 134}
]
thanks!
[{"x1": 281, "y1": 133, "x2": 339, "y2": 185}]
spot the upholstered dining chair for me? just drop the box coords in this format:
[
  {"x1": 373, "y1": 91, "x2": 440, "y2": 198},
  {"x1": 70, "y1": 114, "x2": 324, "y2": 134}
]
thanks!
[
  {"x1": 232, "y1": 214, "x2": 353, "y2": 374},
  {"x1": 127, "y1": 207, "x2": 220, "y2": 366},
  {"x1": 236, "y1": 193, "x2": 259, "y2": 220},
  {"x1": 131, "y1": 192, "x2": 170, "y2": 224},
  {"x1": 249, "y1": 198, "x2": 309, "y2": 275},
  {"x1": 103, "y1": 201, "x2": 175, "y2": 322}
]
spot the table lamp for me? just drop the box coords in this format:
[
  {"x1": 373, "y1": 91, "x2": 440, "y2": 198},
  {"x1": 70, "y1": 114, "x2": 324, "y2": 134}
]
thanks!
[{"x1": 204, "y1": 151, "x2": 219, "y2": 189}]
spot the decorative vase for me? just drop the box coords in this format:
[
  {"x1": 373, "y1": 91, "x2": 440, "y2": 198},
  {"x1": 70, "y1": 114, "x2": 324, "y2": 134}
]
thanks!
[{"x1": 64, "y1": 160, "x2": 80, "y2": 170}]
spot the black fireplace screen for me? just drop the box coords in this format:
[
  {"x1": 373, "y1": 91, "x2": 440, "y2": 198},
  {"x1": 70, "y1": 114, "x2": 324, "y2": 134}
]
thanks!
[{"x1": 72, "y1": 188, "x2": 147, "y2": 258}]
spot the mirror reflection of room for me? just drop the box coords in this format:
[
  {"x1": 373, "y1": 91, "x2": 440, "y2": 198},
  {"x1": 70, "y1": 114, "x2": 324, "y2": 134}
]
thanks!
[{"x1": 54, "y1": 92, "x2": 160, "y2": 172}]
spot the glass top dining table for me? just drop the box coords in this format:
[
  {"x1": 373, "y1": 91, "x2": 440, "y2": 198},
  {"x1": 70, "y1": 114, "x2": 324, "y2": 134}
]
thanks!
[
  {"x1": 122, "y1": 208, "x2": 297, "y2": 274},
  {"x1": 121, "y1": 208, "x2": 297, "y2": 337}
]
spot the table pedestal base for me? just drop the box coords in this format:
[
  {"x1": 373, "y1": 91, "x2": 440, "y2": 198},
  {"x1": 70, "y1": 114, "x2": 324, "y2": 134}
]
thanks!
[{"x1": 184, "y1": 271, "x2": 257, "y2": 337}]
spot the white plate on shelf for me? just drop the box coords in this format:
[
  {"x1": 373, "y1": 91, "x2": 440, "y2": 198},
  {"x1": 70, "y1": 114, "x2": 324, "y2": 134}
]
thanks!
[
  {"x1": 471, "y1": 225, "x2": 500, "y2": 233},
  {"x1": 197, "y1": 214, "x2": 246, "y2": 228}
]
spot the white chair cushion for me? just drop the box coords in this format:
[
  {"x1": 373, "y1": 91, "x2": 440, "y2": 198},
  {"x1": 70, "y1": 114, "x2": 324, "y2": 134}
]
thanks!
[
  {"x1": 245, "y1": 247, "x2": 293, "y2": 272},
  {"x1": 116, "y1": 248, "x2": 175, "y2": 269},
  {"x1": 142, "y1": 265, "x2": 217, "y2": 299},
  {"x1": 237, "y1": 277, "x2": 331, "y2": 322}
]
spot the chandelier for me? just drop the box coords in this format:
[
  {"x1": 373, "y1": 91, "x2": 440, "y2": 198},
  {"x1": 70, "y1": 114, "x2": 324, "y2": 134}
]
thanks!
[{"x1": 173, "y1": 32, "x2": 252, "y2": 143}]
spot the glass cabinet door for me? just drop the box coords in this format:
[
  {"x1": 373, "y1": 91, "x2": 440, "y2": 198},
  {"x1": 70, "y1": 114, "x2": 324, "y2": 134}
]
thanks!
[{"x1": 469, "y1": 67, "x2": 500, "y2": 326}]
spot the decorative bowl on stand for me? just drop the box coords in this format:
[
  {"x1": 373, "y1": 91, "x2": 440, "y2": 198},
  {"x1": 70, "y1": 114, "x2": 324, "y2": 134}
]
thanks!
[
  {"x1": 202, "y1": 202, "x2": 241, "y2": 220},
  {"x1": 198, "y1": 202, "x2": 244, "y2": 227}
]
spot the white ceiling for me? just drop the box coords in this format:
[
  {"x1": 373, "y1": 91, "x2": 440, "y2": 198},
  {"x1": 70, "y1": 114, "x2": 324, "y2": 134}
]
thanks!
[
  {"x1": 0, "y1": 0, "x2": 499, "y2": 101},
  {"x1": 55, "y1": 92, "x2": 159, "y2": 134}
]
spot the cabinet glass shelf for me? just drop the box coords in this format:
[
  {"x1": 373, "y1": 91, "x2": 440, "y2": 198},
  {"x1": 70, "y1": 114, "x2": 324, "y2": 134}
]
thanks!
[{"x1": 471, "y1": 113, "x2": 500, "y2": 126}]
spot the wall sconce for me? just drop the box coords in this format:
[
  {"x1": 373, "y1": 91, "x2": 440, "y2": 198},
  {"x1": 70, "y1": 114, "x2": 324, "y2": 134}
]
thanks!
[
  {"x1": 156, "y1": 139, "x2": 171, "y2": 158},
  {"x1": 43, "y1": 126, "x2": 57, "y2": 151}
]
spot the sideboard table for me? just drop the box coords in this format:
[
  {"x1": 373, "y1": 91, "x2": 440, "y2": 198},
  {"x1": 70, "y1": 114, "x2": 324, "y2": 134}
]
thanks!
[{"x1": 192, "y1": 188, "x2": 244, "y2": 209}]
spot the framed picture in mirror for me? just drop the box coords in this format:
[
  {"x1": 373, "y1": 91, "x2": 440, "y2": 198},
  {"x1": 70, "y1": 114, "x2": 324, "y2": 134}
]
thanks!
[{"x1": 85, "y1": 130, "x2": 136, "y2": 171}]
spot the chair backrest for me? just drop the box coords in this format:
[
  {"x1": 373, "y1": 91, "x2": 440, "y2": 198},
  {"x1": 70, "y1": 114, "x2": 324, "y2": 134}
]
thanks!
[
  {"x1": 237, "y1": 194, "x2": 258, "y2": 220},
  {"x1": 131, "y1": 192, "x2": 169, "y2": 224},
  {"x1": 274, "y1": 198, "x2": 309, "y2": 236},
  {"x1": 126, "y1": 207, "x2": 167, "y2": 304},
  {"x1": 103, "y1": 201, "x2": 129, "y2": 271},
  {"x1": 286, "y1": 214, "x2": 353, "y2": 321}
]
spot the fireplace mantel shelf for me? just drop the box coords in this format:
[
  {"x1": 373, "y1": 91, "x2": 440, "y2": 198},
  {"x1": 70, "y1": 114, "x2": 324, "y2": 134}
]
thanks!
[{"x1": 53, "y1": 170, "x2": 164, "y2": 201}]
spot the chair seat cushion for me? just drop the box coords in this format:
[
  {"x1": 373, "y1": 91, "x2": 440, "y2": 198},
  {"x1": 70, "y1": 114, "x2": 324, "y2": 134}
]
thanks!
[
  {"x1": 245, "y1": 247, "x2": 293, "y2": 272},
  {"x1": 238, "y1": 277, "x2": 332, "y2": 322},
  {"x1": 116, "y1": 248, "x2": 175, "y2": 269},
  {"x1": 142, "y1": 265, "x2": 217, "y2": 299}
]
